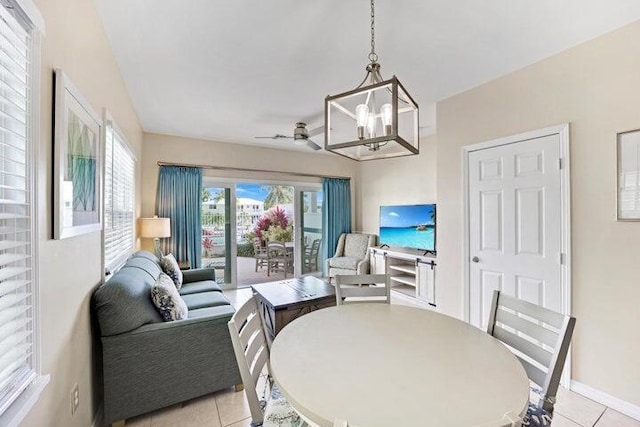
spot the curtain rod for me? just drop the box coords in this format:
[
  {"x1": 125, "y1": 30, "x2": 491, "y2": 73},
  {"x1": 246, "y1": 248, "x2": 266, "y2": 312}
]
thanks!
[{"x1": 156, "y1": 161, "x2": 351, "y2": 180}]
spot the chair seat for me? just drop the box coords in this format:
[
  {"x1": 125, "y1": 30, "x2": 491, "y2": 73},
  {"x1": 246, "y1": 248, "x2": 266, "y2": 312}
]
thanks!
[
  {"x1": 263, "y1": 383, "x2": 304, "y2": 427},
  {"x1": 327, "y1": 256, "x2": 359, "y2": 270}
]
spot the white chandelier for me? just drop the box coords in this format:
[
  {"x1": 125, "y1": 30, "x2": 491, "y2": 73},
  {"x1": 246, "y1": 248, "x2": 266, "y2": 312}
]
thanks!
[{"x1": 324, "y1": 0, "x2": 419, "y2": 161}]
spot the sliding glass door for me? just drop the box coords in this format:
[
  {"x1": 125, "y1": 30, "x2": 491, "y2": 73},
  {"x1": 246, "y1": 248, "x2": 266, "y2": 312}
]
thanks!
[
  {"x1": 203, "y1": 179, "x2": 322, "y2": 287},
  {"x1": 296, "y1": 187, "x2": 323, "y2": 276},
  {"x1": 201, "y1": 185, "x2": 234, "y2": 285}
]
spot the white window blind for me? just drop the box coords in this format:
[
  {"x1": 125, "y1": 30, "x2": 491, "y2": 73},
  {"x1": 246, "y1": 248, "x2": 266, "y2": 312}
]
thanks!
[
  {"x1": 0, "y1": 2, "x2": 37, "y2": 416},
  {"x1": 104, "y1": 122, "x2": 135, "y2": 273}
]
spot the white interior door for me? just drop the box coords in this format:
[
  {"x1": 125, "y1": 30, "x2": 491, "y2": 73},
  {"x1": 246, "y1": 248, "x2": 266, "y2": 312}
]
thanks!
[{"x1": 468, "y1": 132, "x2": 567, "y2": 329}]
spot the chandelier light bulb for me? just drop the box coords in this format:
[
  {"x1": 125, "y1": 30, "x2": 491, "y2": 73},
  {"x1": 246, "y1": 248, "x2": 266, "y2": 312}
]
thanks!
[
  {"x1": 381, "y1": 103, "x2": 392, "y2": 135},
  {"x1": 356, "y1": 104, "x2": 369, "y2": 139}
]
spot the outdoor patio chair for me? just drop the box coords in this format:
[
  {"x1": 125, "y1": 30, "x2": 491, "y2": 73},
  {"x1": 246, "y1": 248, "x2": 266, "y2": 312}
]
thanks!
[
  {"x1": 303, "y1": 239, "x2": 321, "y2": 273},
  {"x1": 253, "y1": 237, "x2": 269, "y2": 272},
  {"x1": 267, "y1": 241, "x2": 293, "y2": 278}
]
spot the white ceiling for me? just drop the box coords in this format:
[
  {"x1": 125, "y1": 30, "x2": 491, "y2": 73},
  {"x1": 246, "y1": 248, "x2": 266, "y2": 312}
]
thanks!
[{"x1": 94, "y1": 0, "x2": 640, "y2": 152}]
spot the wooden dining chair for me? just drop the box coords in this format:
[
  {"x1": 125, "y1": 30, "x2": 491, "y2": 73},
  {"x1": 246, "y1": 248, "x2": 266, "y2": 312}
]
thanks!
[
  {"x1": 334, "y1": 274, "x2": 391, "y2": 305},
  {"x1": 486, "y1": 290, "x2": 576, "y2": 427},
  {"x1": 228, "y1": 296, "x2": 305, "y2": 427},
  {"x1": 253, "y1": 237, "x2": 269, "y2": 272}
]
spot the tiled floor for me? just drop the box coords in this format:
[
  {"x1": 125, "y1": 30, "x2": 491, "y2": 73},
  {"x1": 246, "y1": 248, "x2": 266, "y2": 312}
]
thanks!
[{"x1": 124, "y1": 288, "x2": 640, "y2": 427}]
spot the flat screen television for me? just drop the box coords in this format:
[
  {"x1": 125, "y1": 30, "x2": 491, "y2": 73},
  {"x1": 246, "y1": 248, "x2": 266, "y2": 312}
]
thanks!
[{"x1": 379, "y1": 204, "x2": 436, "y2": 253}]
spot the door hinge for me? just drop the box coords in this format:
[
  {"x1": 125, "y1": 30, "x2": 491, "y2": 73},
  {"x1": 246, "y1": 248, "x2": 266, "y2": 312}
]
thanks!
[
  {"x1": 559, "y1": 252, "x2": 565, "y2": 265},
  {"x1": 558, "y1": 158, "x2": 564, "y2": 170}
]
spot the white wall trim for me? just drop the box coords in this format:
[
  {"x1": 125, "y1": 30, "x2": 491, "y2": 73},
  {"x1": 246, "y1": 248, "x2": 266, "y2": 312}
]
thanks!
[
  {"x1": 15, "y1": 0, "x2": 45, "y2": 34},
  {"x1": 461, "y1": 123, "x2": 572, "y2": 387},
  {"x1": 0, "y1": 375, "x2": 49, "y2": 427},
  {"x1": 571, "y1": 380, "x2": 640, "y2": 421}
]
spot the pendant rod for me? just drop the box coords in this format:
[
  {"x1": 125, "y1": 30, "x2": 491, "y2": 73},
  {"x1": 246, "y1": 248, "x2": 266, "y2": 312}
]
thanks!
[{"x1": 156, "y1": 161, "x2": 351, "y2": 180}]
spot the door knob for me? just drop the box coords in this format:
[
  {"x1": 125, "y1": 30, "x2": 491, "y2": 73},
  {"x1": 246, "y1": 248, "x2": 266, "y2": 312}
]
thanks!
[{"x1": 472, "y1": 256, "x2": 480, "y2": 263}]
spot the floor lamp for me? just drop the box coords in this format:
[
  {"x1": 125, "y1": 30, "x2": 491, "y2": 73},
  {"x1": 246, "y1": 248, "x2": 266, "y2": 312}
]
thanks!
[{"x1": 139, "y1": 216, "x2": 171, "y2": 259}]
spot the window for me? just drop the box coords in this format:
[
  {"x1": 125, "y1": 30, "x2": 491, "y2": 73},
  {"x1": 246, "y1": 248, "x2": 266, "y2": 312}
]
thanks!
[
  {"x1": 0, "y1": 0, "x2": 46, "y2": 420},
  {"x1": 104, "y1": 118, "x2": 135, "y2": 273}
]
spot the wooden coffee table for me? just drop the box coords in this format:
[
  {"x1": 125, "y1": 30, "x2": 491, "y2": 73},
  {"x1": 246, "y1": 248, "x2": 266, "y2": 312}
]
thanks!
[{"x1": 251, "y1": 276, "x2": 336, "y2": 340}]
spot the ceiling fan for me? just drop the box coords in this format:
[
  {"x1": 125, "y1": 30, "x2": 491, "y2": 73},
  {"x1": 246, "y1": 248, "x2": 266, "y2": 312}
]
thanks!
[{"x1": 255, "y1": 122, "x2": 323, "y2": 151}]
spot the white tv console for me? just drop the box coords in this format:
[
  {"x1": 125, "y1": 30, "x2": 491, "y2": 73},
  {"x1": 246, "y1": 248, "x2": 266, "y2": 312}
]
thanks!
[{"x1": 369, "y1": 246, "x2": 437, "y2": 306}]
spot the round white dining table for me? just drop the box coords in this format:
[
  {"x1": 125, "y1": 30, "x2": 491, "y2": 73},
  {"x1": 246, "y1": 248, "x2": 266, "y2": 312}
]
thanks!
[{"x1": 270, "y1": 304, "x2": 529, "y2": 427}]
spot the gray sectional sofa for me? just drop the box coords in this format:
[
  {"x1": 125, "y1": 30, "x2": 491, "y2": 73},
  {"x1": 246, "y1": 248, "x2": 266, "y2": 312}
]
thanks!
[{"x1": 92, "y1": 251, "x2": 241, "y2": 425}]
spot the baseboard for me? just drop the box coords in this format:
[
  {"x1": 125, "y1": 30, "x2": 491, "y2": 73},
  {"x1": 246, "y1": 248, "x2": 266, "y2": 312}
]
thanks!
[
  {"x1": 570, "y1": 380, "x2": 640, "y2": 421},
  {"x1": 92, "y1": 404, "x2": 103, "y2": 427}
]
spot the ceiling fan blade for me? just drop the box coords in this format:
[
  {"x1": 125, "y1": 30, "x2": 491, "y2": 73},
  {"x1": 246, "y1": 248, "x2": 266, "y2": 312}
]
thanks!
[
  {"x1": 254, "y1": 134, "x2": 293, "y2": 140},
  {"x1": 307, "y1": 126, "x2": 324, "y2": 137},
  {"x1": 306, "y1": 139, "x2": 322, "y2": 151}
]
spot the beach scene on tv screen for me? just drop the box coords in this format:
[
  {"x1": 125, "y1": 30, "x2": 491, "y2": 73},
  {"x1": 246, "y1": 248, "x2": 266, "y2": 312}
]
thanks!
[{"x1": 379, "y1": 204, "x2": 435, "y2": 251}]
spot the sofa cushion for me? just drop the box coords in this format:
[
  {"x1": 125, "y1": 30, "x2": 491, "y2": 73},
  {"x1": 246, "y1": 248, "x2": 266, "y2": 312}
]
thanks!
[
  {"x1": 179, "y1": 281, "x2": 223, "y2": 295},
  {"x1": 151, "y1": 273, "x2": 188, "y2": 321},
  {"x1": 121, "y1": 257, "x2": 163, "y2": 282},
  {"x1": 343, "y1": 234, "x2": 371, "y2": 259},
  {"x1": 188, "y1": 305, "x2": 236, "y2": 320},
  {"x1": 94, "y1": 268, "x2": 163, "y2": 336},
  {"x1": 182, "y1": 292, "x2": 230, "y2": 310},
  {"x1": 328, "y1": 256, "x2": 359, "y2": 270},
  {"x1": 160, "y1": 253, "x2": 184, "y2": 289},
  {"x1": 182, "y1": 268, "x2": 216, "y2": 284}
]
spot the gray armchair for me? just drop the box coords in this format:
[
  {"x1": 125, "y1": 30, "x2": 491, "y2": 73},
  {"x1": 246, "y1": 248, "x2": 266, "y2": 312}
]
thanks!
[{"x1": 326, "y1": 233, "x2": 377, "y2": 281}]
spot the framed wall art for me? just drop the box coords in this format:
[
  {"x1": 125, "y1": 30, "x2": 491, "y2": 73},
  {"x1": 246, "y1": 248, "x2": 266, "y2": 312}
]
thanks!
[
  {"x1": 617, "y1": 129, "x2": 640, "y2": 221},
  {"x1": 53, "y1": 69, "x2": 103, "y2": 239}
]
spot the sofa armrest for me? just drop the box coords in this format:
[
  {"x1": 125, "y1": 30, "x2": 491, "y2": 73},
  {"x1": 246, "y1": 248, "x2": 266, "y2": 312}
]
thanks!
[
  {"x1": 101, "y1": 306, "x2": 240, "y2": 423},
  {"x1": 182, "y1": 267, "x2": 215, "y2": 283}
]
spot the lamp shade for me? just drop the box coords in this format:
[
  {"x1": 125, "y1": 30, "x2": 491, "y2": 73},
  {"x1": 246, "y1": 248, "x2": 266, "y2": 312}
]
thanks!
[{"x1": 139, "y1": 217, "x2": 171, "y2": 238}]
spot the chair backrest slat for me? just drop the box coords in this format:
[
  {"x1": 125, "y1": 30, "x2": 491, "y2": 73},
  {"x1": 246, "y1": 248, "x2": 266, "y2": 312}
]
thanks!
[
  {"x1": 335, "y1": 274, "x2": 390, "y2": 305},
  {"x1": 498, "y1": 293, "x2": 564, "y2": 329},
  {"x1": 492, "y1": 324, "x2": 553, "y2": 367},
  {"x1": 496, "y1": 308, "x2": 559, "y2": 348},
  {"x1": 486, "y1": 290, "x2": 576, "y2": 413},
  {"x1": 251, "y1": 345, "x2": 269, "y2": 385},
  {"x1": 339, "y1": 286, "x2": 388, "y2": 298},
  {"x1": 239, "y1": 312, "x2": 262, "y2": 348},
  {"x1": 245, "y1": 329, "x2": 267, "y2": 372},
  {"x1": 234, "y1": 296, "x2": 259, "y2": 325}
]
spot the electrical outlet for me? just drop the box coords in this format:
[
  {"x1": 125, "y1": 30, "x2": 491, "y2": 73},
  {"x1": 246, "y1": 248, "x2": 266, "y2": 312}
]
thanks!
[{"x1": 71, "y1": 383, "x2": 79, "y2": 415}]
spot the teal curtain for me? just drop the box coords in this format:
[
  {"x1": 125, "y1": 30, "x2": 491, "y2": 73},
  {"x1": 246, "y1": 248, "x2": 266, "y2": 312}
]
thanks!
[
  {"x1": 322, "y1": 178, "x2": 352, "y2": 271},
  {"x1": 156, "y1": 166, "x2": 202, "y2": 269}
]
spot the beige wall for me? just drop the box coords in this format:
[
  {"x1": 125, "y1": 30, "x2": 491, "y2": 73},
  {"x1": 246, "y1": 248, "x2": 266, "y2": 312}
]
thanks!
[
  {"x1": 356, "y1": 135, "x2": 437, "y2": 233},
  {"x1": 435, "y1": 21, "x2": 640, "y2": 406},
  {"x1": 23, "y1": 0, "x2": 143, "y2": 426},
  {"x1": 141, "y1": 133, "x2": 358, "y2": 250},
  {"x1": 356, "y1": 19, "x2": 640, "y2": 409}
]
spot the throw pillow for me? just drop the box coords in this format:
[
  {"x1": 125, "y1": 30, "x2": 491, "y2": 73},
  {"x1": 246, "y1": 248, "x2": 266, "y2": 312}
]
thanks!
[
  {"x1": 160, "y1": 253, "x2": 183, "y2": 289},
  {"x1": 151, "y1": 273, "x2": 188, "y2": 321}
]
